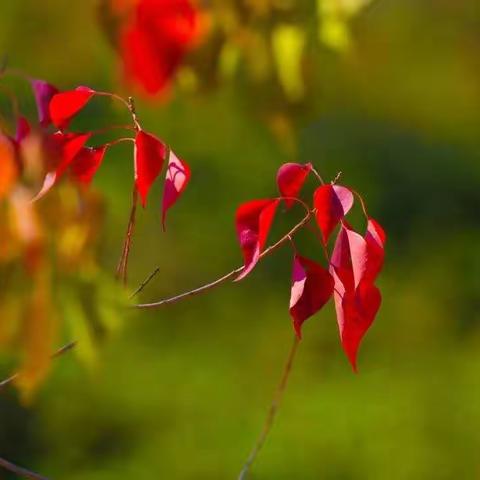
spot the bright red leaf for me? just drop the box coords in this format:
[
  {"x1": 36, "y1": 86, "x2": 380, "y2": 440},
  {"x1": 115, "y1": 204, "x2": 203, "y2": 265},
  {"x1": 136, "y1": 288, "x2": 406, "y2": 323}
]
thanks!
[
  {"x1": 121, "y1": 0, "x2": 199, "y2": 95},
  {"x1": 329, "y1": 224, "x2": 383, "y2": 371},
  {"x1": 235, "y1": 199, "x2": 280, "y2": 281},
  {"x1": 162, "y1": 149, "x2": 191, "y2": 230},
  {"x1": 134, "y1": 130, "x2": 167, "y2": 207},
  {"x1": 276, "y1": 162, "x2": 312, "y2": 208},
  {"x1": 314, "y1": 184, "x2": 354, "y2": 244},
  {"x1": 33, "y1": 132, "x2": 91, "y2": 201},
  {"x1": 70, "y1": 146, "x2": 108, "y2": 185},
  {"x1": 30, "y1": 79, "x2": 59, "y2": 126},
  {"x1": 364, "y1": 218, "x2": 386, "y2": 283},
  {"x1": 49, "y1": 86, "x2": 95, "y2": 130},
  {"x1": 289, "y1": 255, "x2": 334, "y2": 339}
]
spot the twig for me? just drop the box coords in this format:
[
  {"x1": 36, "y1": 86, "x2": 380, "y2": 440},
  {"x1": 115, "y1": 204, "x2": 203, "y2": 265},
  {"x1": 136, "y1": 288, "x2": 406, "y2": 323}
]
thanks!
[
  {"x1": 134, "y1": 208, "x2": 312, "y2": 309},
  {"x1": 129, "y1": 267, "x2": 160, "y2": 299},
  {"x1": 0, "y1": 457, "x2": 49, "y2": 480},
  {"x1": 116, "y1": 186, "x2": 138, "y2": 285},
  {"x1": 238, "y1": 335, "x2": 300, "y2": 480},
  {"x1": 0, "y1": 341, "x2": 77, "y2": 392}
]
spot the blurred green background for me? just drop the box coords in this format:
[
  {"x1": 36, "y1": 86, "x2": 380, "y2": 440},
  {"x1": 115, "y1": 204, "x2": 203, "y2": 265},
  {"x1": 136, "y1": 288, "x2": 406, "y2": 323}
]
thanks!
[{"x1": 1, "y1": 0, "x2": 480, "y2": 478}]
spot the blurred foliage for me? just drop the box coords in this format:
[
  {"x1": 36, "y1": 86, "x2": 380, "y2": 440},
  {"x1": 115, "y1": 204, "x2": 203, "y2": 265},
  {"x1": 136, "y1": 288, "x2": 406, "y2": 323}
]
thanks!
[{"x1": 0, "y1": 0, "x2": 480, "y2": 479}]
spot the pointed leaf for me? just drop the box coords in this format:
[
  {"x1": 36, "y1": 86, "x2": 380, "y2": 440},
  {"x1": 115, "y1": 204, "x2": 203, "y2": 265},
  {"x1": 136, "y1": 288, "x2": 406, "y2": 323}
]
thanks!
[
  {"x1": 33, "y1": 132, "x2": 91, "y2": 201},
  {"x1": 314, "y1": 184, "x2": 354, "y2": 243},
  {"x1": 134, "y1": 130, "x2": 167, "y2": 207},
  {"x1": 330, "y1": 224, "x2": 383, "y2": 371},
  {"x1": 235, "y1": 199, "x2": 280, "y2": 281},
  {"x1": 49, "y1": 86, "x2": 95, "y2": 130},
  {"x1": 30, "y1": 79, "x2": 59, "y2": 126},
  {"x1": 162, "y1": 149, "x2": 191, "y2": 230},
  {"x1": 70, "y1": 146, "x2": 108, "y2": 185},
  {"x1": 289, "y1": 254, "x2": 334, "y2": 338},
  {"x1": 276, "y1": 162, "x2": 311, "y2": 208},
  {"x1": 364, "y1": 217, "x2": 386, "y2": 283}
]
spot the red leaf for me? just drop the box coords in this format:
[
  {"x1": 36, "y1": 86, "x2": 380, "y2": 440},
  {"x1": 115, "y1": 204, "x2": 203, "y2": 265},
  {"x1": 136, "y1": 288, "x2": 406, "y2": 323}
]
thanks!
[
  {"x1": 15, "y1": 116, "x2": 31, "y2": 144},
  {"x1": 121, "y1": 0, "x2": 199, "y2": 95},
  {"x1": 314, "y1": 184, "x2": 354, "y2": 244},
  {"x1": 162, "y1": 149, "x2": 191, "y2": 230},
  {"x1": 329, "y1": 224, "x2": 382, "y2": 371},
  {"x1": 235, "y1": 199, "x2": 280, "y2": 281},
  {"x1": 49, "y1": 86, "x2": 95, "y2": 130},
  {"x1": 276, "y1": 162, "x2": 312, "y2": 208},
  {"x1": 134, "y1": 130, "x2": 167, "y2": 207},
  {"x1": 30, "y1": 79, "x2": 59, "y2": 126},
  {"x1": 32, "y1": 132, "x2": 91, "y2": 201},
  {"x1": 364, "y1": 218, "x2": 386, "y2": 283},
  {"x1": 289, "y1": 255, "x2": 334, "y2": 339},
  {"x1": 70, "y1": 146, "x2": 108, "y2": 185}
]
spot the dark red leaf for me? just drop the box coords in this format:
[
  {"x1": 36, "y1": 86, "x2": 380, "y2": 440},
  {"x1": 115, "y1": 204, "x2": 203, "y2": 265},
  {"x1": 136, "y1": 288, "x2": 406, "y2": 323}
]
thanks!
[
  {"x1": 162, "y1": 149, "x2": 191, "y2": 230},
  {"x1": 134, "y1": 130, "x2": 167, "y2": 207},
  {"x1": 30, "y1": 79, "x2": 59, "y2": 126},
  {"x1": 289, "y1": 254, "x2": 334, "y2": 338},
  {"x1": 32, "y1": 132, "x2": 91, "y2": 201},
  {"x1": 49, "y1": 86, "x2": 95, "y2": 130},
  {"x1": 235, "y1": 199, "x2": 280, "y2": 281},
  {"x1": 70, "y1": 146, "x2": 108, "y2": 185},
  {"x1": 15, "y1": 116, "x2": 31, "y2": 144},
  {"x1": 121, "y1": 0, "x2": 199, "y2": 95},
  {"x1": 314, "y1": 184, "x2": 354, "y2": 244},
  {"x1": 276, "y1": 162, "x2": 312, "y2": 208}
]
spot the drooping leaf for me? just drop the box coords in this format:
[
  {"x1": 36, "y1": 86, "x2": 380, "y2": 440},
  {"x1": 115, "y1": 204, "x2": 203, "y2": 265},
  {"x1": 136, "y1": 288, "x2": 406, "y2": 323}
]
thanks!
[
  {"x1": 289, "y1": 254, "x2": 334, "y2": 338},
  {"x1": 134, "y1": 130, "x2": 167, "y2": 207},
  {"x1": 330, "y1": 224, "x2": 383, "y2": 371},
  {"x1": 121, "y1": 0, "x2": 199, "y2": 95},
  {"x1": 276, "y1": 162, "x2": 311, "y2": 208},
  {"x1": 33, "y1": 132, "x2": 91, "y2": 201},
  {"x1": 49, "y1": 86, "x2": 95, "y2": 130},
  {"x1": 235, "y1": 199, "x2": 280, "y2": 281},
  {"x1": 314, "y1": 184, "x2": 354, "y2": 244},
  {"x1": 70, "y1": 146, "x2": 108, "y2": 185},
  {"x1": 364, "y1": 217, "x2": 386, "y2": 283},
  {"x1": 162, "y1": 149, "x2": 191, "y2": 230},
  {"x1": 30, "y1": 79, "x2": 59, "y2": 126}
]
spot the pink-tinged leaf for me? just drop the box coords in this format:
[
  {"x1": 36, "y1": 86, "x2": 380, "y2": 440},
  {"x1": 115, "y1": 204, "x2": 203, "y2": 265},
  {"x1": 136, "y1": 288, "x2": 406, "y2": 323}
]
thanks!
[
  {"x1": 70, "y1": 146, "x2": 108, "y2": 185},
  {"x1": 162, "y1": 149, "x2": 191, "y2": 230},
  {"x1": 235, "y1": 199, "x2": 280, "y2": 281},
  {"x1": 330, "y1": 225, "x2": 382, "y2": 371},
  {"x1": 49, "y1": 86, "x2": 95, "y2": 130},
  {"x1": 276, "y1": 162, "x2": 312, "y2": 208},
  {"x1": 314, "y1": 184, "x2": 354, "y2": 244},
  {"x1": 30, "y1": 79, "x2": 59, "y2": 126},
  {"x1": 32, "y1": 132, "x2": 91, "y2": 201},
  {"x1": 134, "y1": 130, "x2": 167, "y2": 207},
  {"x1": 289, "y1": 255, "x2": 334, "y2": 339},
  {"x1": 15, "y1": 116, "x2": 31, "y2": 144},
  {"x1": 364, "y1": 218, "x2": 386, "y2": 283}
]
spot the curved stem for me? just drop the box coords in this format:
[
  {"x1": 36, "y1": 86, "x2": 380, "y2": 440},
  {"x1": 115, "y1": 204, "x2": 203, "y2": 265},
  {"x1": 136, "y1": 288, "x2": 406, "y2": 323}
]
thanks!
[
  {"x1": 0, "y1": 457, "x2": 49, "y2": 480},
  {"x1": 134, "y1": 208, "x2": 312, "y2": 309},
  {"x1": 238, "y1": 335, "x2": 300, "y2": 480}
]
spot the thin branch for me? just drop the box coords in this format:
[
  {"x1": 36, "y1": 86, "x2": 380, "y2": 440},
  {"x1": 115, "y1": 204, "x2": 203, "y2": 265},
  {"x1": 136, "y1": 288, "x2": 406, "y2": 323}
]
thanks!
[
  {"x1": 0, "y1": 457, "x2": 49, "y2": 480},
  {"x1": 129, "y1": 267, "x2": 160, "y2": 299},
  {"x1": 238, "y1": 335, "x2": 300, "y2": 480},
  {"x1": 134, "y1": 208, "x2": 312, "y2": 309},
  {"x1": 0, "y1": 341, "x2": 77, "y2": 392},
  {"x1": 116, "y1": 186, "x2": 138, "y2": 286}
]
